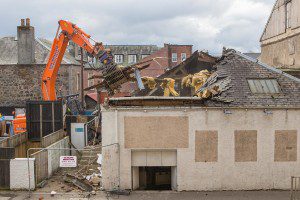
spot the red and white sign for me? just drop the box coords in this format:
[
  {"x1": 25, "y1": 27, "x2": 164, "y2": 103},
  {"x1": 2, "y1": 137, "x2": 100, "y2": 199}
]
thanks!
[{"x1": 60, "y1": 156, "x2": 77, "y2": 168}]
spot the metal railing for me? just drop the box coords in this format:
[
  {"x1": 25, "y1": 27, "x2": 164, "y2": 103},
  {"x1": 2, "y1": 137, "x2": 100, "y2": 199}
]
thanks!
[{"x1": 291, "y1": 176, "x2": 300, "y2": 200}]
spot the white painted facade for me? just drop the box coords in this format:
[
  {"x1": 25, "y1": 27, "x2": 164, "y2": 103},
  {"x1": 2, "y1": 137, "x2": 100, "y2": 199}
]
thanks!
[{"x1": 102, "y1": 107, "x2": 300, "y2": 191}]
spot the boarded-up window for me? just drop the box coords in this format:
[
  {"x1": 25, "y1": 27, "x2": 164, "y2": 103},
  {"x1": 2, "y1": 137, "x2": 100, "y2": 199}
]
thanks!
[
  {"x1": 235, "y1": 130, "x2": 257, "y2": 162},
  {"x1": 124, "y1": 116, "x2": 189, "y2": 149},
  {"x1": 274, "y1": 130, "x2": 297, "y2": 162},
  {"x1": 195, "y1": 131, "x2": 218, "y2": 162}
]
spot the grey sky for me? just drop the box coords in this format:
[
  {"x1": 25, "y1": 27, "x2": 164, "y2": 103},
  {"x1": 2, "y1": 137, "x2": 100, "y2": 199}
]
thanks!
[{"x1": 0, "y1": 0, "x2": 274, "y2": 54}]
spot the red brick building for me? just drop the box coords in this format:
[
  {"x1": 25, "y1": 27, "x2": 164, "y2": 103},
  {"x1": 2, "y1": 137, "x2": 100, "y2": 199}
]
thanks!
[{"x1": 120, "y1": 44, "x2": 193, "y2": 95}]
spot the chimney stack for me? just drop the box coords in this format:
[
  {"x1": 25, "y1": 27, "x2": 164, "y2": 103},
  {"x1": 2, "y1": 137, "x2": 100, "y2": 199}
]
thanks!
[{"x1": 17, "y1": 18, "x2": 35, "y2": 64}]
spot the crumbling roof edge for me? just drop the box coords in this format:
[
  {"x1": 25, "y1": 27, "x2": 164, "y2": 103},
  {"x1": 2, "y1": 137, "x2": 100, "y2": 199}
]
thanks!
[
  {"x1": 104, "y1": 105, "x2": 300, "y2": 109},
  {"x1": 109, "y1": 96, "x2": 202, "y2": 101},
  {"x1": 237, "y1": 52, "x2": 300, "y2": 83}
]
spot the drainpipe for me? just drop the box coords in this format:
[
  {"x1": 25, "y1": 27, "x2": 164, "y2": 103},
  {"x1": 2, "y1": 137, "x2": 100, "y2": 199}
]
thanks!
[{"x1": 80, "y1": 48, "x2": 84, "y2": 108}]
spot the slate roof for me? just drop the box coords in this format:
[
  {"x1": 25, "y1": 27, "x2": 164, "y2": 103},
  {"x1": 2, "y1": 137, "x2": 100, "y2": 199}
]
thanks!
[
  {"x1": 243, "y1": 52, "x2": 261, "y2": 60},
  {"x1": 108, "y1": 48, "x2": 300, "y2": 108},
  {"x1": 200, "y1": 49, "x2": 300, "y2": 108},
  {"x1": 0, "y1": 37, "x2": 80, "y2": 65}
]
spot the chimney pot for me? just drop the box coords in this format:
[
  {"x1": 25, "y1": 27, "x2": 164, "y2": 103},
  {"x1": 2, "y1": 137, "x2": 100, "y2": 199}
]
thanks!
[
  {"x1": 21, "y1": 19, "x2": 25, "y2": 26},
  {"x1": 26, "y1": 18, "x2": 30, "y2": 27}
]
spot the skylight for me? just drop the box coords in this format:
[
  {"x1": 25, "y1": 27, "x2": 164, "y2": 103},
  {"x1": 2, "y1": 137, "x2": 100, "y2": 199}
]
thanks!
[{"x1": 247, "y1": 79, "x2": 281, "y2": 94}]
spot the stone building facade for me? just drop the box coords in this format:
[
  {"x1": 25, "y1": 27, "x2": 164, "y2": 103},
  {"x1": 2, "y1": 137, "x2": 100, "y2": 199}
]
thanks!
[
  {"x1": 260, "y1": 0, "x2": 300, "y2": 78},
  {"x1": 0, "y1": 19, "x2": 81, "y2": 108}
]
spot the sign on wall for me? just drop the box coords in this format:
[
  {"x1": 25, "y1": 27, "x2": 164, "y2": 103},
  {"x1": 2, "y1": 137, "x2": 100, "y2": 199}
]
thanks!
[{"x1": 59, "y1": 156, "x2": 77, "y2": 168}]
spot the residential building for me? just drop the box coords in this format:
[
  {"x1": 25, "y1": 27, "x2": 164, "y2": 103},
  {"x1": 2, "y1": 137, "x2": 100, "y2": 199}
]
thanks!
[
  {"x1": 0, "y1": 19, "x2": 81, "y2": 108},
  {"x1": 119, "y1": 44, "x2": 193, "y2": 96},
  {"x1": 260, "y1": 0, "x2": 300, "y2": 78},
  {"x1": 102, "y1": 48, "x2": 300, "y2": 191}
]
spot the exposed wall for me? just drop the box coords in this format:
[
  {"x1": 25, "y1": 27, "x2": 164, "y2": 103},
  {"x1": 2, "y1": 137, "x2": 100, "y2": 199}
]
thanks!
[
  {"x1": 102, "y1": 107, "x2": 300, "y2": 191},
  {"x1": 261, "y1": 33, "x2": 300, "y2": 78},
  {"x1": 10, "y1": 158, "x2": 35, "y2": 190},
  {"x1": 0, "y1": 64, "x2": 81, "y2": 107}
]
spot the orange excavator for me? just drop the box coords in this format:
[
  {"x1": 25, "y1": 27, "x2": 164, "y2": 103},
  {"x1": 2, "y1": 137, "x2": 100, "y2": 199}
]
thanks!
[{"x1": 13, "y1": 19, "x2": 145, "y2": 134}]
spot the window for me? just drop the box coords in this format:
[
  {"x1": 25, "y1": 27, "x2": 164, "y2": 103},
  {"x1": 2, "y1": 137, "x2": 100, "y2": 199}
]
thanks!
[
  {"x1": 195, "y1": 131, "x2": 218, "y2": 162},
  {"x1": 247, "y1": 79, "x2": 280, "y2": 94},
  {"x1": 114, "y1": 54, "x2": 123, "y2": 64},
  {"x1": 181, "y1": 53, "x2": 187, "y2": 61},
  {"x1": 128, "y1": 54, "x2": 137, "y2": 64},
  {"x1": 141, "y1": 54, "x2": 150, "y2": 59},
  {"x1": 88, "y1": 72, "x2": 94, "y2": 88},
  {"x1": 235, "y1": 130, "x2": 257, "y2": 162},
  {"x1": 172, "y1": 53, "x2": 177, "y2": 62},
  {"x1": 286, "y1": 1, "x2": 292, "y2": 29},
  {"x1": 274, "y1": 130, "x2": 297, "y2": 162}
]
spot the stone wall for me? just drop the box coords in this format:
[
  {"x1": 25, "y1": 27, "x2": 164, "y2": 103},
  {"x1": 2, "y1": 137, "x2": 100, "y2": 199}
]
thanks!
[
  {"x1": 0, "y1": 64, "x2": 81, "y2": 107},
  {"x1": 260, "y1": 33, "x2": 300, "y2": 78}
]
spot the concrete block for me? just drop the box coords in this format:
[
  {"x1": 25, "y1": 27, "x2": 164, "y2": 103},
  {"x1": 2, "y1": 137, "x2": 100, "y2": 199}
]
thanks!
[{"x1": 10, "y1": 158, "x2": 35, "y2": 190}]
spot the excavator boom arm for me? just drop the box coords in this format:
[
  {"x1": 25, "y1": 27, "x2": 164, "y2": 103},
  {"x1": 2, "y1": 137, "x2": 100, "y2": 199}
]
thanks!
[{"x1": 41, "y1": 20, "x2": 108, "y2": 101}]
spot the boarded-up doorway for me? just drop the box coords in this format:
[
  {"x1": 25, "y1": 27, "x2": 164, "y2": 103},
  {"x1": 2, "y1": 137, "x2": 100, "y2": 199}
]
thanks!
[{"x1": 138, "y1": 167, "x2": 171, "y2": 190}]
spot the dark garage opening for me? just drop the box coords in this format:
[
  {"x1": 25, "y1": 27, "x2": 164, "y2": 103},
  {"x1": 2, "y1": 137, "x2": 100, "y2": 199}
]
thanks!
[{"x1": 138, "y1": 167, "x2": 171, "y2": 190}]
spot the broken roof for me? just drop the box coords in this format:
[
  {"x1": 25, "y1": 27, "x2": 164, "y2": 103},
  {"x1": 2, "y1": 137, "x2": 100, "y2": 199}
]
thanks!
[
  {"x1": 0, "y1": 37, "x2": 80, "y2": 65},
  {"x1": 108, "y1": 48, "x2": 300, "y2": 108},
  {"x1": 135, "y1": 51, "x2": 217, "y2": 96}
]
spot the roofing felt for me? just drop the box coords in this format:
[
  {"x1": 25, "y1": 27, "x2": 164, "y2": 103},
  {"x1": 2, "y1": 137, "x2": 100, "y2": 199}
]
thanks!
[{"x1": 0, "y1": 37, "x2": 80, "y2": 65}]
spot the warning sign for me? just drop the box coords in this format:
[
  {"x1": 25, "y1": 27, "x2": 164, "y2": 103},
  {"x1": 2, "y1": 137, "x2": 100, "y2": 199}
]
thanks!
[{"x1": 59, "y1": 156, "x2": 77, "y2": 168}]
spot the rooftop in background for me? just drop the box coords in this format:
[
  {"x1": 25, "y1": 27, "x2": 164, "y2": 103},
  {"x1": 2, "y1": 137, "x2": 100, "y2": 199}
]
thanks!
[
  {"x1": 0, "y1": 37, "x2": 79, "y2": 65},
  {"x1": 243, "y1": 52, "x2": 261, "y2": 60}
]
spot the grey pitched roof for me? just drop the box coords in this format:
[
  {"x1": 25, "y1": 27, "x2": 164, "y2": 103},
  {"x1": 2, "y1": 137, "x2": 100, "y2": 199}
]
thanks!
[
  {"x1": 0, "y1": 37, "x2": 80, "y2": 65},
  {"x1": 200, "y1": 49, "x2": 300, "y2": 108},
  {"x1": 243, "y1": 52, "x2": 261, "y2": 60}
]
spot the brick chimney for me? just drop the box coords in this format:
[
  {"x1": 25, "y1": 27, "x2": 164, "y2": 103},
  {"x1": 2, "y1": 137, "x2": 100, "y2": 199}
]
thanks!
[{"x1": 17, "y1": 18, "x2": 35, "y2": 64}]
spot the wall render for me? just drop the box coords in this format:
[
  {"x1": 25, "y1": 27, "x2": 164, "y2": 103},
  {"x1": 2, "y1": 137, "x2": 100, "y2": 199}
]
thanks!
[{"x1": 102, "y1": 107, "x2": 300, "y2": 191}]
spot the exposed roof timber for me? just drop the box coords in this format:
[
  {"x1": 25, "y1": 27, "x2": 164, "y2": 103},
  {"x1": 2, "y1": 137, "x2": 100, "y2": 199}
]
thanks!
[{"x1": 238, "y1": 52, "x2": 300, "y2": 83}]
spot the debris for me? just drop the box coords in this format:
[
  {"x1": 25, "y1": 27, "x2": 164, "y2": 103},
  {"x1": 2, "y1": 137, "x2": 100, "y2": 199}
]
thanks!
[
  {"x1": 97, "y1": 154, "x2": 102, "y2": 165},
  {"x1": 182, "y1": 70, "x2": 211, "y2": 97},
  {"x1": 50, "y1": 191, "x2": 57, "y2": 197},
  {"x1": 109, "y1": 189, "x2": 131, "y2": 196},
  {"x1": 90, "y1": 174, "x2": 101, "y2": 186},
  {"x1": 91, "y1": 190, "x2": 96, "y2": 195},
  {"x1": 142, "y1": 77, "x2": 157, "y2": 89},
  {"x1": 160, "y1": 78, "x2": 179, "y2": 97},
  {"x1": 64, "y1": 174, "x2": 93, "y2": 192}
]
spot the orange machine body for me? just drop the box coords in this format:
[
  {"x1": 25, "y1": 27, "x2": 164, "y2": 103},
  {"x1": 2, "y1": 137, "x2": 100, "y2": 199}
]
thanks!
[
  {"x1": 42, "y1": 20, "x2": 109, "y2": 101},
  {"x1": 12, "y1": 114, "x2": 26, "y2": 134}
]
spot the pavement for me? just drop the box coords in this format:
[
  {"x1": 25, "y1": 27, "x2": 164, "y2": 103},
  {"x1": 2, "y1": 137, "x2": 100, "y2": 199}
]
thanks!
[{"x1": 0, "y1": 190, "x2": 293, "y2": 200}]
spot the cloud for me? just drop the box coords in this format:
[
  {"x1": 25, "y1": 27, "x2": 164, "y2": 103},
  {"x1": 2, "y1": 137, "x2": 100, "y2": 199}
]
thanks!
[{"x1": 0, "y1": 0, "x2": 273, "y2": 54}]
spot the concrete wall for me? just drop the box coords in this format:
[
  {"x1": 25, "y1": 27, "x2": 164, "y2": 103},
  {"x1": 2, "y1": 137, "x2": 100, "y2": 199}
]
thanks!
[
  {"x1": 0, "y1": 64, "x2": 81, "y2": 107},
  {"x1": 10, "y1": 158, "x2": 35, "y2": 190},
  {"x1": 102, "y1": 107, "x2": 300, "y2": 191},
  {"x1": 47, "y1": 137, "x2": 70, "y2": 177}
]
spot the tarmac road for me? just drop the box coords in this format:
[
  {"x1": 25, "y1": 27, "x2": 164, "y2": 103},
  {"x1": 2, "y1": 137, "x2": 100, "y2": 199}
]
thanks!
[{"x1": 0, "y1": 190, "x2": 292, "y2": 200}]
